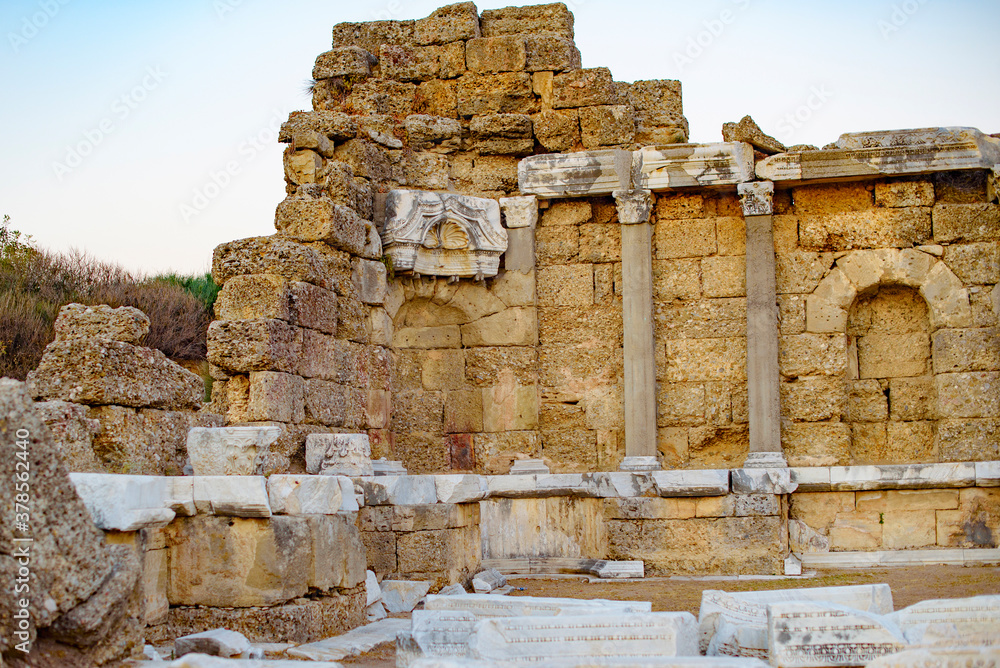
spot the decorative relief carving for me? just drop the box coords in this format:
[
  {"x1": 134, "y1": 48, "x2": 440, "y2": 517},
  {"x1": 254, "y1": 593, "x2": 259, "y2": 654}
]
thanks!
[
  {"x1": 737, "y1": 181, "x2": 775, "y2": 217},
  {"x1": 383, "y1": 189, "x2": 506, "y2": 280},
  {"x1": 186, "y1": 426, "x2": 281, "y2": 476},
  {"x1": 305, "y1": 433, "x2": 374, "y2": 476}
]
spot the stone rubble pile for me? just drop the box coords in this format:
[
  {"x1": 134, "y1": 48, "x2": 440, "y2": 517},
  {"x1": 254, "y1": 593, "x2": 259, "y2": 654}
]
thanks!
[{"x1": 26, "y1": 303, "x2": 222, "y2": 475}]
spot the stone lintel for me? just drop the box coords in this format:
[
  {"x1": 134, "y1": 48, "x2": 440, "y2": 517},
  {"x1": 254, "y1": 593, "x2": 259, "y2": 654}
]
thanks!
[
  {"x1": 633, "y1": 142, "x2": 754, "y2": 190},
  {"x1": 790, "y1": 462, "x2": 978, "y2": 492},
  {"x1": 518, "y1": 149, "x2": 632, "y2": 197},
  {"x1": 737, "y1": 181, "x2": 774, "y2": 217},
  {"x1": 756, "y1": 126, "x2": 1000, "y2": 183}
]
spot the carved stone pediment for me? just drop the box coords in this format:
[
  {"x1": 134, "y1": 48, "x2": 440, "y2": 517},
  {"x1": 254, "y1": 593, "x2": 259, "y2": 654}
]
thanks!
[{"x1": 383, "y1": 190, "x2": 507, "y2": 279}]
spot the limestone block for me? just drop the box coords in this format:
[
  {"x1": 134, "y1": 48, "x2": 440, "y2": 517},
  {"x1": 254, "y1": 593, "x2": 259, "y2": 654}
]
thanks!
[
  {"x1": 552, "y1": 67, "x2": 618, "y2": 109},
  {"x1": 207, "y1": 319, "x2": 301, "y2": 375},
  {"x1": 702, "y1": 256, "x2": 745, "y2": 298},
  {"x1": 352, "y1": 257, "x2": 388, "y2": 306},
  {"x1": 768, "y1": 601, "x2": 906, "y2": 668},
  {"x1": 721, "y1": 115, "x2": 785, "y2": 155},
  {"x1": 782, "y1": 422, "x2": 851, "y2": 467},
  {"x1": 537, "y1": 265, "x2": 594, "y2": 306},
  {"x1": 936, "y1": 371, "x2": 1000, "y2": 418},
  {"x1": 27, "y1": 337, "x2": 203, "y2": 409},
  {"x1": 757, "y1": 127, "x2": 1000, "y2": 182},
  {"x1": 653, "y1": 259, "x2": 701, "y2": 301},
  {"x1": 536, "y1": 224, "x2": 579, "y2": 264},
  {"x1": 305, "y1": 433, "x2": 374, "y2": 476},
  {"x1": 465, "y1": 347, "x2": 537, "y2": 387},
  {"x1": 396, "y1": 525, "x2": 481, "y2": 582},
  {"x1": 469, "y1": 612, "x2": 698, "y2": 663},
  {"x1": 938, "y1": 418, "x2": 1000, "y2": 461},
  {"x1": 848, "y1": 380, "x2": 888, "y2": 422},
  {"x1": 413, "y1": 2, "x2": 480, "y2": 45},
  {"x1": 532, "y1": 109, "x2": 580, "y2": 152},
  {"x1": 457, "y1": 72, "x2": 535, "y2": 116},
  {"x1": 629, "y1": 79, "x2": 684, "y2": 117},
  {"x1": 166, "y1": 516, "x2": 310, "y2": 607},
  {"x1": 443, "y1": 389, "x2": 483, "y2": 433},
  {"x1": 381, "y1": 43, "x2": 465, "y2": 82},
  {"x1": 579, "y1": 223, "x2": 620, "y2": 263},
  {"x1": 267, "y1": 474, "x2": 345, "y2": 514},
  {"x1": 519, "y1": 149, "x2": 631, "y2": 197},
  {"x1": 656, "y1": 298, "x2": 747, "y2": 340},
  {"x1": 523, "y1": 35, "x2": 580, "y2": 72},
  {"x1": 932, "y1": 327, "x2": 1000, "y2": 373},
  {"x1": 920, "y1": 262, "x2": 973, "y2": 329},
  {"x1": 313, "y1": 46, "x2": 375, "y2": 79},
  {"x1": 34, "y1": 399, "x2": 103, "y2": 472},
  {"x1": 461, "y1": 308, "x2": 537, "y2": 346},
  {"x1": 634, "y1": 143, "x2": 754, "y2": 190},
  {"x1": 664, "y1": 338, "x2": 746, "y2": 382},
  {"x1": 874, "y1": 181, "x2": 934, "y2": 207},
  {"x1": 480, "y1": 3, "x2": 575, "y2": 39},
  {"x1": 175, "y1": 628, "x2": 251, "y2": 658},
  {"x1": 579, "y1": 105, "x2": 635, "y2": 148},
  {"x1": 384, "y1": 190, "x2": 506, "y2": 278},
  {"x1": 275, "y1": 197, "x2": 367, "y2": 256},
  {"x1": 406, "y1": 115, "x2": 463, "y2": 152},
  {"x1": 654, "y1": 218, "x2": 716, "y2": 259},
  {"x1": 789, "y1": 519, "x2": 831, "y2": 553},
  {"x1": 212, "y1": 235, "x2": 342, "y2": 290},
  {"x1": 307, "y1": 514, "x2": 366, "y2": 591},
  {"x1": 53, "y1": 302, "x2": 149, "y2": 344},
  {"x1": 465, "y1": 36, "x2": 525, "y2": 73},
  {"x1": 799, "y1": 208, "x2": 932, "y2": 250},
  {"x1": 933, "y1": 202, "x2": 1000, "y2": 243},
  {"x1": 943, "y1": 241, "x2": 1000, "y2": 285},
  {"x1": 472, "y1": 568, "x2": 507, "y2": 594},
  {"x1": 470, "y1": 113, "x2": 534, "y2": 155},
  {"x1": 483, "y1": 384, "x2": 539, "y2": 432},
  {"x1": 888, "y1": 376, "x2": 935, "y2": 420},
  {"x1": 187, "y1": 426, "x2": 281, "y2": 476},
  {"x1": 858, "y1": 332, "x2": 930, "y2": 378},
  {"x1": 780, "y1": 377, "x2": 846, "y2": 422},
  {"x1": 395, "y1": 325, "x2": 463, "y2": 348}
]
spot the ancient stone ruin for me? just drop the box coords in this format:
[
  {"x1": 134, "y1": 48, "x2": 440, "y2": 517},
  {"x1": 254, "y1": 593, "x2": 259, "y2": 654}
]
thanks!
[{"x1": 4, "y1": 1, "x2": 999, "y2": 665}]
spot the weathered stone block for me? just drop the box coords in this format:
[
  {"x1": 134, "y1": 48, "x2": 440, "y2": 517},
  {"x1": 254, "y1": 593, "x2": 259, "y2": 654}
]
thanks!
[
  {"x1": 470, "y1": 113, "x2": 534, "y2": 155},
  {"x1": 465, "y1": 346, "x2": 537, "y2": 387},
  {"x1": 537, "y1": 264, "x2": 594, "y2": 306},
  {"x1": 456, "y1": 72, "x2": 535, "y2": 116},
  {"x1": 702, "y1": 256, "x2": 746, "y2": 298},
  {"x1": 313, "y1": 46, "x2": 375, "y2": 79},
  {"x1": 444, "y1": 389, "x2": 484, "y2": 433},
  {"x1": 848, "y1": 379, "x2": 889, "y2": 422},
  {"x1": 552, "y1": 68, "x2": 618, "y2": 108},
  {"x1": 780, "y1": 377, "x2": 846, "y2": 422},
  {"x1": 331, "y1": 18, "x2": 415, "y2": 53},
  {"x1": 381, "y1": 43, "x2": 465, "y2": 81},
  {"x1": 212, "y1": 236, "x2": 339, "y2": 290},
  {"x1": 523, "y1": 35, "x2": 580, "y2": 72},
  {"x1": 828, "y1": 512, "x2": 883, "y2": 550},
  {"x1": 465, "y1": 35, "x2": 526, "y2": 73},
  {"x1": 857, "y1": 332, "x2": 930, "y2": 378},
  {"x1": 53, "y1": 303, "x2": 149, "y2": 344},
  {"x1": 579, "y1": 105, "x2": 634, "y2": 148},
  {"x1": 664, "y1": 338, "x2": 745, "y2": 382},
  {"x1": 461, "y1": 307, "x2": 538, "y2": 346},
  {"x1": 936, "y1": 371, "x2": 1000, "y2": 418},
  {"x1": 414, "y1": 2, "x2": 480, "y2": 45},
  {"x1": 654, "y1": 218, "x2": 716, "y2": 258},
  {"x1": 480, "y1": 4, "x2": 575, "y2": 39},
  {"x1": 396, "y1": 526, "x2": 480, "y2": 585},
  {"x1": 248, "y1": 371, "x2": 305, "y2": 423},
  {"x1": 889, "y1": 376, "x2": 936, "y2": 421},
  {"x1": 656, "y1": 298, "x2": 747, "y2": 340},
  {"x1": 783, "y1": 422, "x2": 851, "y2": 467},
  {"x1": 394, "y1": 325, "x2": 462, "y2": 348},
  {"x1": 280, "y1": 110, "x2": 358, "y2": 143},
  {"x1": 874, "y1": 180, "x2": 934, "y2": 208},
  {"x1": 207, "y1": 319, "x2": 301, "y2": 374},
  {"x1": 933, "y1": 203, "x2": 1000, "y2": 243},
  {"x1": 532, "y1": 109, "x2": 580, "y2": 152},
  {"x1": 578, "y1": 223, "x2": 620, "y2": 263},
  {"x1": 28, "y1": 338, "x2": 203, "y2": 410},
  {"x1": 483, "y1": 384, "x2": 539, "y2": 432},
  {"x1": 405, "y1": 114, "x2": 463, "y2": 153},
  {"x1": 937, "y1": 418, "x2": 1000, "y2": 461},
  {"x1": 775, "y1": 251, "x2": 830, "y2": 295},
  {"x1": 933, "y1": 327, "x2": 1000, "y2": 373},
  {"x1": 535, "y1": 224, "x2": 579, "y2": 264},
  {"x1": 800, "y1": 208, "x2": 932, "y2": 250},
  {"x1": 652, "y1": 259, "x2": 701, "y2": 302},
  {"x1": 944, "y1": 242, "x2": 1000, "y2": 285}
]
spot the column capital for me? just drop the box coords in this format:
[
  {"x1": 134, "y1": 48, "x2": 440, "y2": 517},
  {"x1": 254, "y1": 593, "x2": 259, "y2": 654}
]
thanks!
[
  {"x1": 737, "y1": 181, "x2": 774, "y2": 216},
  {"x1": 612, "y1": 189, "x2": 654, "y2": 225},
  {"x1": 499, "y1": 195, "x2": 538, "y2": 229}
]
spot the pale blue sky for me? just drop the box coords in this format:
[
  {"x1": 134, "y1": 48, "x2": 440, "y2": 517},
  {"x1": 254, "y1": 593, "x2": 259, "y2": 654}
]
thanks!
[{"x1": 1, "y1": 0, "x2": 997, "y2": 275}]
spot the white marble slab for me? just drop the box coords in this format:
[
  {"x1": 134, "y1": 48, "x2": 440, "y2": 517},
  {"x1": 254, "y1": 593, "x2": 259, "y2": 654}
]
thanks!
[
  {"x1": 976, "y1": 461, "x2": 1000, "y2": 487},
  {"x1": 468, "y1": 612, "x2": 700, "y2": 664},
  {"x1": 187, "y1": 426, "x2": 280, "y2": 476},
  {"x1": 192, "y1": 476, "x2": 271, "y2": 518},
  {"x1": 435, "y1": 475, "x2": 489, "y2": 504},
  {"x1": 518, "y1": 149, "x2": 633, "y2": 197},
  {"x1": 381, "y1": 580, "x2": 432, "y2": 613},
  {"x1": 286, "y1": 617, "x2": 409, "y2": 661},
  {"x1": 730, "y1": 468, "x2": 796, "y2": 495},
  {"x1": 424, "y1": 594, "x2": 652, "y2": 618},
  {"x1": 266, "y1": 474, "x2": 345, "y2": 515},
  {"x1": 652, "y1": 470, "x2": 730, "y2": 497},
  {"x1": 768, "y1": 602, "x2": 906, "y2": 667},
  {"x1": 69, "y1": 473, "x2": 176, "y2": 531},
  {"x1": 357, "y1": 475, "x2": 437, "y2": 505},
  {"x1": 889, "y1": 594, "x2": 1000, "y2": 644},
  {"x1": 633, "y1": 143, "x2": 754, "y2": 190}
]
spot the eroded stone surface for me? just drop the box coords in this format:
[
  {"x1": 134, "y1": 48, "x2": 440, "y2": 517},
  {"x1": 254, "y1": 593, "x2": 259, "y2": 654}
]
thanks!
[
  {"x1": 306, "y1": 433, "x2": 374, "y2": 476},
  {"x1": 187, "y1": 426, "x2": 281, "y2": 476}
]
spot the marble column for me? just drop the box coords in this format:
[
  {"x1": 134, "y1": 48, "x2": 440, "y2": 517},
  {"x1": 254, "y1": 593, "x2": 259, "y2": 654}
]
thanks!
[
  {"x1": 613, "y1": 189, "x2": 660, "y2": 471},
  {"x1": 739, "y1": 181, "x2": 786, "y2": 468}
]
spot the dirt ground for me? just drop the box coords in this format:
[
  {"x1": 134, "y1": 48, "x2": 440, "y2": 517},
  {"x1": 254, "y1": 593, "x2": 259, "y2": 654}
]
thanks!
[{"x1": 340, "y1": 565, "x2": 1000, "y2": 667}]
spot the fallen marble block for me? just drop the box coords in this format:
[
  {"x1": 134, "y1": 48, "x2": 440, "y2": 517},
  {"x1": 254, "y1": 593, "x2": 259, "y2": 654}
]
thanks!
[
  {"x1": 286, "y1": 617, "x2": 410, "y2": 661},
  {"x1": 700, "y1": 584, "x2": 893, "y2": 658},
  {"x1": 439, "y1": 583, "x2": 468, "y2": 596},
  {"x1": 592, "y1": 560, "x2": 644, "y2": 579},
  {"x1": 888, "y1": 594, "x2": 1000, "y2": 645},
  {"x1": 187, "y1": 426, "x2": 281, "y2": 476},
  {"x1": 468, "y1": 612, "x2": 700, "y2": 664},
  {"x1": 399, "y1": 610, "x2": 480, "y2": 666},
  {"x1": 767, "y1": 601, "x2": 906, "y2": 668},
  {"x1": 266, "y1": 474, "x2": 345, "y2": 514},
  {"x1": 367, "y1": 600, "x2": 388, "y2": 621},
  {"x1": 424, "y1": 593, "x2": 653, "y2": 618},
  {"x1": 161, "y1": 655, "x2": 344, "y2": 667},
  {"x1": 381, "y1": 580, "x2": 432, "y2": 613},
  {"x1": 306, "y1": 433, "x2": 374, "y2": 476},
  {"x1": 175, "y1": 629, "x2": 251, "y2": 658},
  {"x1": 192, "y1": 476, "x2": 271, "y2": 517},
  {"x1": 866, "y1": 646, "x2": 1000, "y2": 668},
  {"x1": 365, "y1": 570, "x2": 382, "y2": 606},
  {"x1": 69, "y1": 472, "x2": 176, "y2": 531},
  {"x1": 472, "y1": 568, "x2": 507, "y2": 594}
]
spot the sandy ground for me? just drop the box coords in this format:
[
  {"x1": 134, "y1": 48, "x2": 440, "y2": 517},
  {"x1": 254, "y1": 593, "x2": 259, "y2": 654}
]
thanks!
[{"x1": 339, "y1": 565, "x2": 1000, "y2": 667}]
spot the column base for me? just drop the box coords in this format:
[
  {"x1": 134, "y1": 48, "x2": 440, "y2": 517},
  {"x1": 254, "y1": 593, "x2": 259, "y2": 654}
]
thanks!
[
  {"x1": 618, "y1": 455, "x2": 661, "y2": 472},
  {"x1": 743, "y1": 451, "x2": 788, "y2": 469}
]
